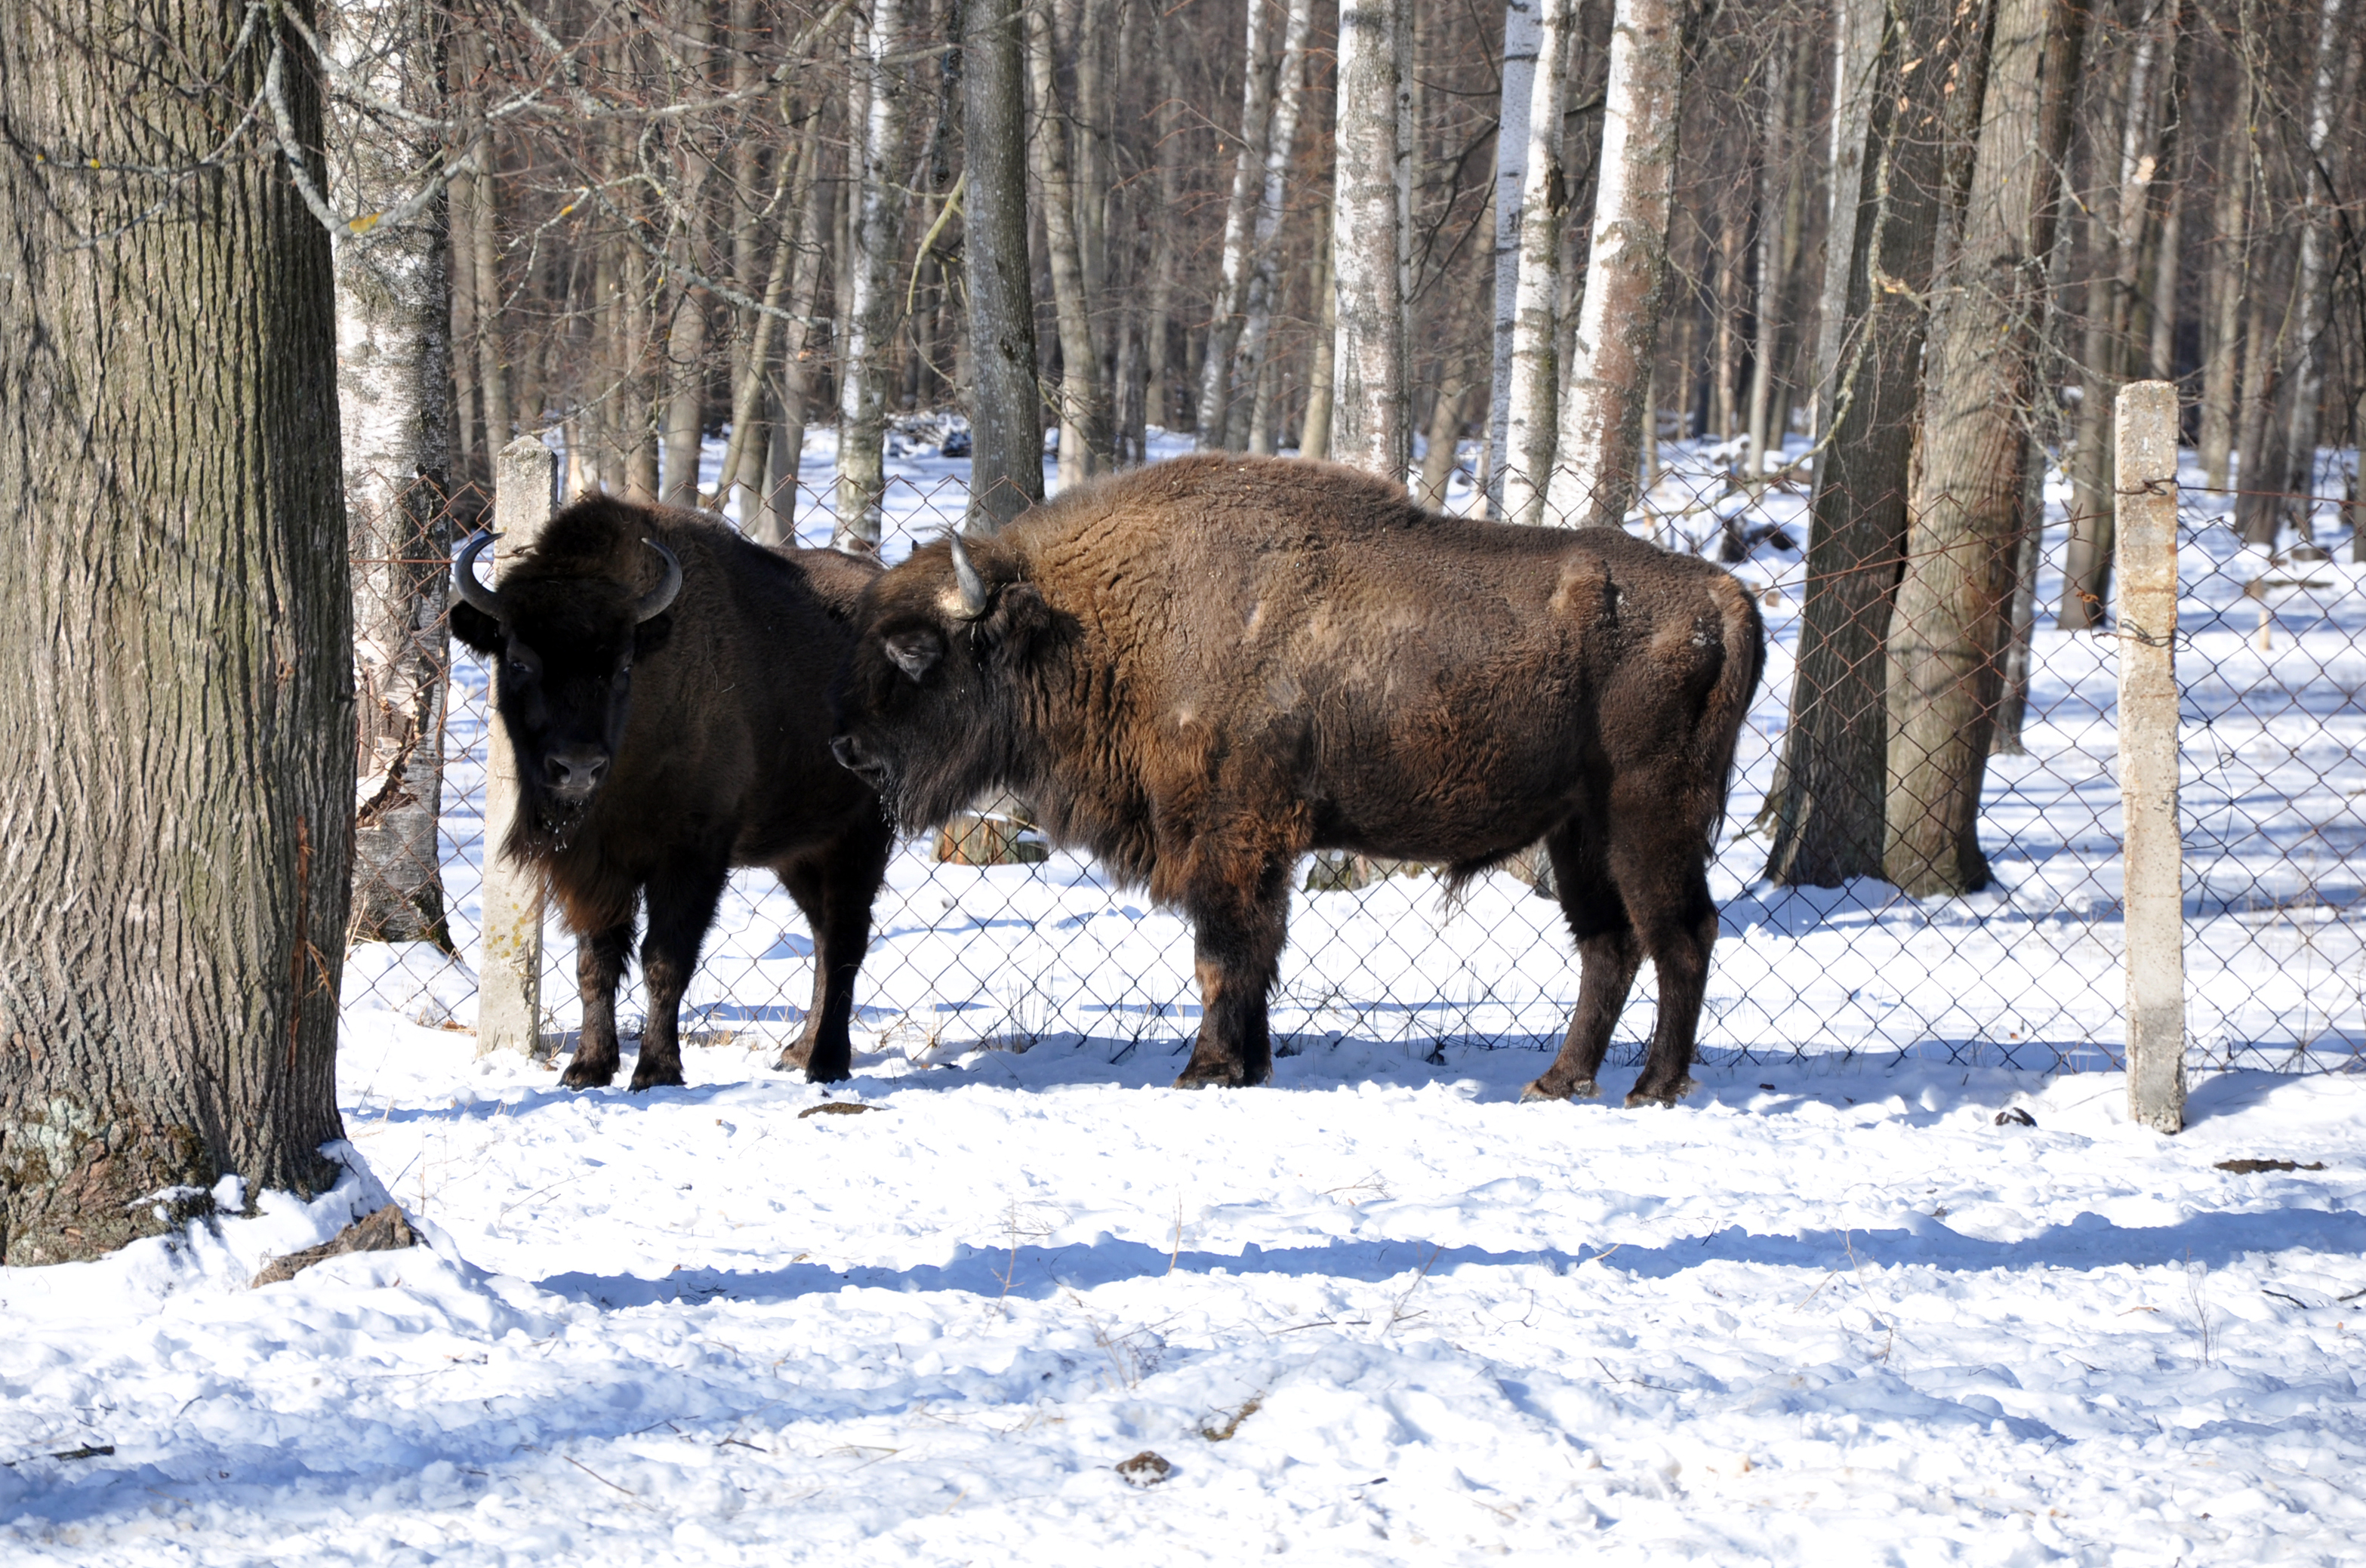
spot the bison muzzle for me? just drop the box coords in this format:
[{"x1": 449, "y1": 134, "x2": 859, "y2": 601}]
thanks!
[
  {"x1": 453, "y1": 498, "x2": 893, "y2": 1092},
  {"x1": 830, "y1": 454, "x2": 1764, "y2": 1104}
]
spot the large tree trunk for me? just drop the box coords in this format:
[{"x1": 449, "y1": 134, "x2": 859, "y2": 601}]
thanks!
[
  {"x1": 1330, "y1": 0, "x2": 1413, "y2": 482},
  {"x1": 1, "y1": 0, "x2": 353, "y2": 1263},
  {"x1": 835, "y1": 0, "x2": 911, "y2": 550},
  {"x1": 1543, "y1": 0, "x2": 1690, "y2": 528},
  {"x1": 333, "y1": 0, "x2": 454, "y2": 950},
  {"x1": 1806, "y1": 0, "x2": 1884, "y2": 441},
  {"x1": 1028, "y1": 0, "x2": 1108, "y2": 487},
  {"x1": 1884, "y1": 0, "x2": 2079, "y2": 896},
  {"x1": 466, "y1": 57, "x2": 510, "y2": 457},
  {"x1": 1761, "y1": 0, "x2": 1970, "y2": 887},
  {"x1": 963, "y1": 0, "x2": 1047, "y2": 531},
  {"x1": 1487, "y1": 0, "x2": 1548, "y2": 513},
  {"x1": 1141, "y1": 20, "x2": 1181, "y2": 433},
  {"x1": 1499, "y1": 0, "x2": 1576, "y2": 525}
]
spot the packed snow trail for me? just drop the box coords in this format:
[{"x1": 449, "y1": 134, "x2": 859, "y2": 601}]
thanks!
[{"x1": 4, "y1": 1028, "x2": 2364, "y2": 1565}]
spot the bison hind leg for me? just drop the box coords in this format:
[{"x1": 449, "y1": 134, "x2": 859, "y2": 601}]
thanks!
[
  {"x1": 774, "y1": 819, "x2": 893, "y2": 1085},
  {"x1": 1526, "y1": 820, "x2": 1642, "y2": 1104}
]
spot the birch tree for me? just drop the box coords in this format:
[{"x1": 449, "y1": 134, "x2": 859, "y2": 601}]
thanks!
[
  {"x1": 1499, "y1": 0, "x2": 1577, "y2": 524},
  {"x1": 1543, "y1": 0, "x2": 1690, "y2": 527},
  {"x1": 1200, "y1": 0, "x2": 1277, "y2": 450},
  {"x1": 835, "y1": 0, "x2": 911, "y2": 550},
  {"x1": 1487, "y1": 0, "x2": 1547, "y2": 510},
  {"x1": 332, "y1": 0, "x2": 454, "y2": 948},
  {"x1": 2, "y1": 0, "x2": 352, "y2": 1261},
  {"x1": 1228, "y1": 0, "x2": 1314, "y2": 454},
  {"x1": 1029, "y1": 0, "x2": 1108, "y2": 486},
  {"x1": 1330, "y1": 0, "x2": 1413, "y2": 481}
]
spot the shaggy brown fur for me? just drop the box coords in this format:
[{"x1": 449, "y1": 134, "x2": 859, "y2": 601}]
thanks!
[
  {"x1": 452, "y1": 496, "x2": 892, "y2": 1092},
  {"x1": 831, "y1": 454, "x2": 1764, "y2": 1103}
]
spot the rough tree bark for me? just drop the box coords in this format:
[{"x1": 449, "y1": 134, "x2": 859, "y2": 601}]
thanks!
[
  {"x1": 333, "y1": 0, "x2": 454, "y2": 950},
  {"x1": 963, "y1": 0, "x2": 1046, "y2": 531},
  {"x1": 1330, "y1": 0, "x2": 1413, "y2": 482},
  {"x1": 1761, "y1": 0, "x2": 1973, "y2": 887},
  {"x1": 1884, "y1": 0, "x2": 2080, "y2": 896},
  {"x1": 0, "y1": 0, "x2": 353, "y2": 1263},
  {"x1": 1543, "y1": 0, "x2": 1690, "y2": 528},
  {"x1": 1499, "y1": 0, "x2": 1576, "y2": 525},
  {"x1": 835, "y1": 0, "x2": 911, "y2": 550}
]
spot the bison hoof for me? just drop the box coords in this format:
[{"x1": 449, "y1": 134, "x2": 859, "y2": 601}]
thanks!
[
  {"x1": 1172, "y1": 1064, "x2": 1251, "y2": 1090},
  {"x1": 1623, "y1": 1076, "x2": 1697, "y2": 1109},
  {"x1": 801, "y1": 1061, "x2": 852, "y2": 1086},
  {"x1": 1519, "y1": 1077, "x2": 1598, "y2": 1103},
  {"x1": 628, "y1": 1064, "x2": 687, "y2": 1092},
  {"x1": 559, "y1": 1058, "x2": 618, "y2": 1091}
]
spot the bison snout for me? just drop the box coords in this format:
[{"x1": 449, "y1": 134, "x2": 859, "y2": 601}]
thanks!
[
  {"x1": 830, "y1": 733, "x2": 883, "y2": 782},
  {"x1": 544, "y1": 745, "x2": 611, "y2": 800}
]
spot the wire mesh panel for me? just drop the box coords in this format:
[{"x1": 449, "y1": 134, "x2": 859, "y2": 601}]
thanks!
[{"x1": 338, "y1": 437, "x2": 2364, "y2": 1083}]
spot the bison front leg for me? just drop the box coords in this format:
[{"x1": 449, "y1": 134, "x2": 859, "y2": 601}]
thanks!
[
  {"x1": 631, "y1": 856, "x2": 732, "y2": 1092},
  {"x1": 774, "y1": 820, "x2": 892, "y2": 1084},
  {"x1": 1175, "y1": 859, "x2": 1291, "y2": 1089},
  {"x1": 561, "y1": 918, "x2": 636, "y2": 1090}
]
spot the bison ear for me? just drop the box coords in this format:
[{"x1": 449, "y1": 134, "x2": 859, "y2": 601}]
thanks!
[
  {"x1": 633, "y1": 611, "x2": 675, "y2": 661},
  {"x1": 450, "y1": 600, "x2": 504, "y2": 655},
  {"x1": 884, "y1": 627, "x2": 944, "y2": 682},
  {"x1": 979, "y1": 582, "x2": 1052, "y2": 665}
]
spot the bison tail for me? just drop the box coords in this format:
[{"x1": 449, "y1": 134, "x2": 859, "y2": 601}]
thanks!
[{"x1": 1699, "y1": 578, "x2": 1769, "y2": 849}]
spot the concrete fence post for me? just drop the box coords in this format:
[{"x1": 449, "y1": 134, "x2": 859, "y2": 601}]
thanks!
[
  {"x1": 2115, "y1": 380, "x2": 2183, "y2": 1133},
  {"x1": 476, "y1": 436, "x2": 557, "y2": 1056}
]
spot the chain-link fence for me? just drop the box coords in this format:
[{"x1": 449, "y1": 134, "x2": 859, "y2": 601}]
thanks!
[{"x1": 339, "y1": 435, "x2": 2366, "y2": 1083}]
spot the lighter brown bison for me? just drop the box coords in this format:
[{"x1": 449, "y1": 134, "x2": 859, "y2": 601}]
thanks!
[{"x1": 829, "y1": 454, "x2": 1762, "y2": 1104}]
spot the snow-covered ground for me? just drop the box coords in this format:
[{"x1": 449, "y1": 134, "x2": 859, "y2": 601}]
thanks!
[
  {"x1": 3, "y1": 432, "x2": 2360, "y2": 1563},
  {"x1": 7, "y1": 1038, "x2": 2366, "y2": 1563}
]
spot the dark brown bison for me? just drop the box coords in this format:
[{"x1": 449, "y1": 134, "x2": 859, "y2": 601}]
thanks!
[
  {"x1": 830, "y1": 454, "x2": 1763, "y2": 1104},
  {"x1": 451, "y1": 496, "x2": 892, "y2": 1092}
]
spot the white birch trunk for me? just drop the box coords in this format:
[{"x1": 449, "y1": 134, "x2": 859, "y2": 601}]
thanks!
[
  {"x1": 1486, "y1": 0, "x2": 1547, "y2": 513},
  {"x1": 1499, "y1": 0, "x2": 1575, "y2": 525},
  {"x1": 1199, "y1": 0, "x2": 1277, "y2": 450},
  {"x1": 1806, "y1": 0, "x2": 1883, "y2": 445},
  {"x1": 835, "y1": 0, "x2": 910, "y2": 550},
  {"x1": 1331, "y1": 0, "x2": 1412, "y2": 483},
  {"x1": 1228, "y1": 0, "x2": 1314, "y2": 451},
  {"x1": 1545, "y1": 0, "x2": 1687, "y2": 528},
  {"x1": 331, "y1": 0, "x2": 454, "y2": 948}
]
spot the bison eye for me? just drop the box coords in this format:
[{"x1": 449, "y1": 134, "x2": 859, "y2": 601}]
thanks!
[{"x1": 883, "y1": 628, "x2": 943, "y2": 682}]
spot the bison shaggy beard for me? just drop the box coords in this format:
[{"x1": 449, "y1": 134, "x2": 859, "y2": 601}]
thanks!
[{"x1": 831, "y1": 454, "x2": 1764, "y2": 1101}]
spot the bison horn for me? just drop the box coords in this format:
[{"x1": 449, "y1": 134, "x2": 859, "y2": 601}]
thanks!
[
  {"x1": 453, "y1": 531, "x2": 506, "y2": 621},
  {"x1": 948, "y1": 531, "x2": 990, "y2": 620},
  {"x1": 635, "y1": 538, "x2": 682, "y2": 622}
]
